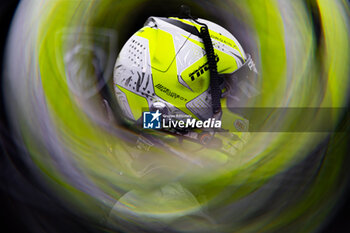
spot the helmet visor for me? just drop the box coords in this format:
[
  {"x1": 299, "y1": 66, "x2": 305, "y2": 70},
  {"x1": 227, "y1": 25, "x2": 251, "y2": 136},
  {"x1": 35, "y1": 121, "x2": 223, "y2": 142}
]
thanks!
[{"x1": 222, "y1": 54, "x2": 260, "y2": 111}]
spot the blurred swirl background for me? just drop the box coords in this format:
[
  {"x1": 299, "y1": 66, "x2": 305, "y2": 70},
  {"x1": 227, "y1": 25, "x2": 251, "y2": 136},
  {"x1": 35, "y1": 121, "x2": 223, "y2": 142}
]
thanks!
[{"x1": 1, "y1": 0, "x2": 349, "y2": 233}]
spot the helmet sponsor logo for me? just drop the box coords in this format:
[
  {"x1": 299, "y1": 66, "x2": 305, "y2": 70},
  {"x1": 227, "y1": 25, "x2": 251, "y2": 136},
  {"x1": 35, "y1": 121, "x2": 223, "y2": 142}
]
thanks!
[
  {"x1": 189, "y1": 62, "x2": 209, "y2": 81},
  {"x1": 189, "y1": 56, "x2": 219, "y2": 81},
  {"x1": 211, "y1": 34, "x2": 237, "y2": 49},
  {"x1": 143, "y1": 111, "x2": 221, "y2": 129},
  {"x1": 155, "y1": 84, "x2": 188, "y2": 101}
]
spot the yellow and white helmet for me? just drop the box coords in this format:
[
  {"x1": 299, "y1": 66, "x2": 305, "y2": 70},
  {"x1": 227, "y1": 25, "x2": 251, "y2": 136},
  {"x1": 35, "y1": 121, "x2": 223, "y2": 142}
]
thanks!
[{"x1": 114, "y1": 16, "x2": 258, "y2": 138}]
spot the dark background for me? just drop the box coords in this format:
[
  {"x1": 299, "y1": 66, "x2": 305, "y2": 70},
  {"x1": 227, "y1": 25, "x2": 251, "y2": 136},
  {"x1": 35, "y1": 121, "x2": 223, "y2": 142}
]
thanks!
[{"x1": 0, "y1": 1, "x2": 349, "y2": 233}]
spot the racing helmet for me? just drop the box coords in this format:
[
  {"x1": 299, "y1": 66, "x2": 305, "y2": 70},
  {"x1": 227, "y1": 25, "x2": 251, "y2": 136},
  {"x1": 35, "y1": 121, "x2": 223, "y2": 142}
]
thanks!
[{"x1": 113, "y1": 15, "x2": 257, "y2": 130}]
